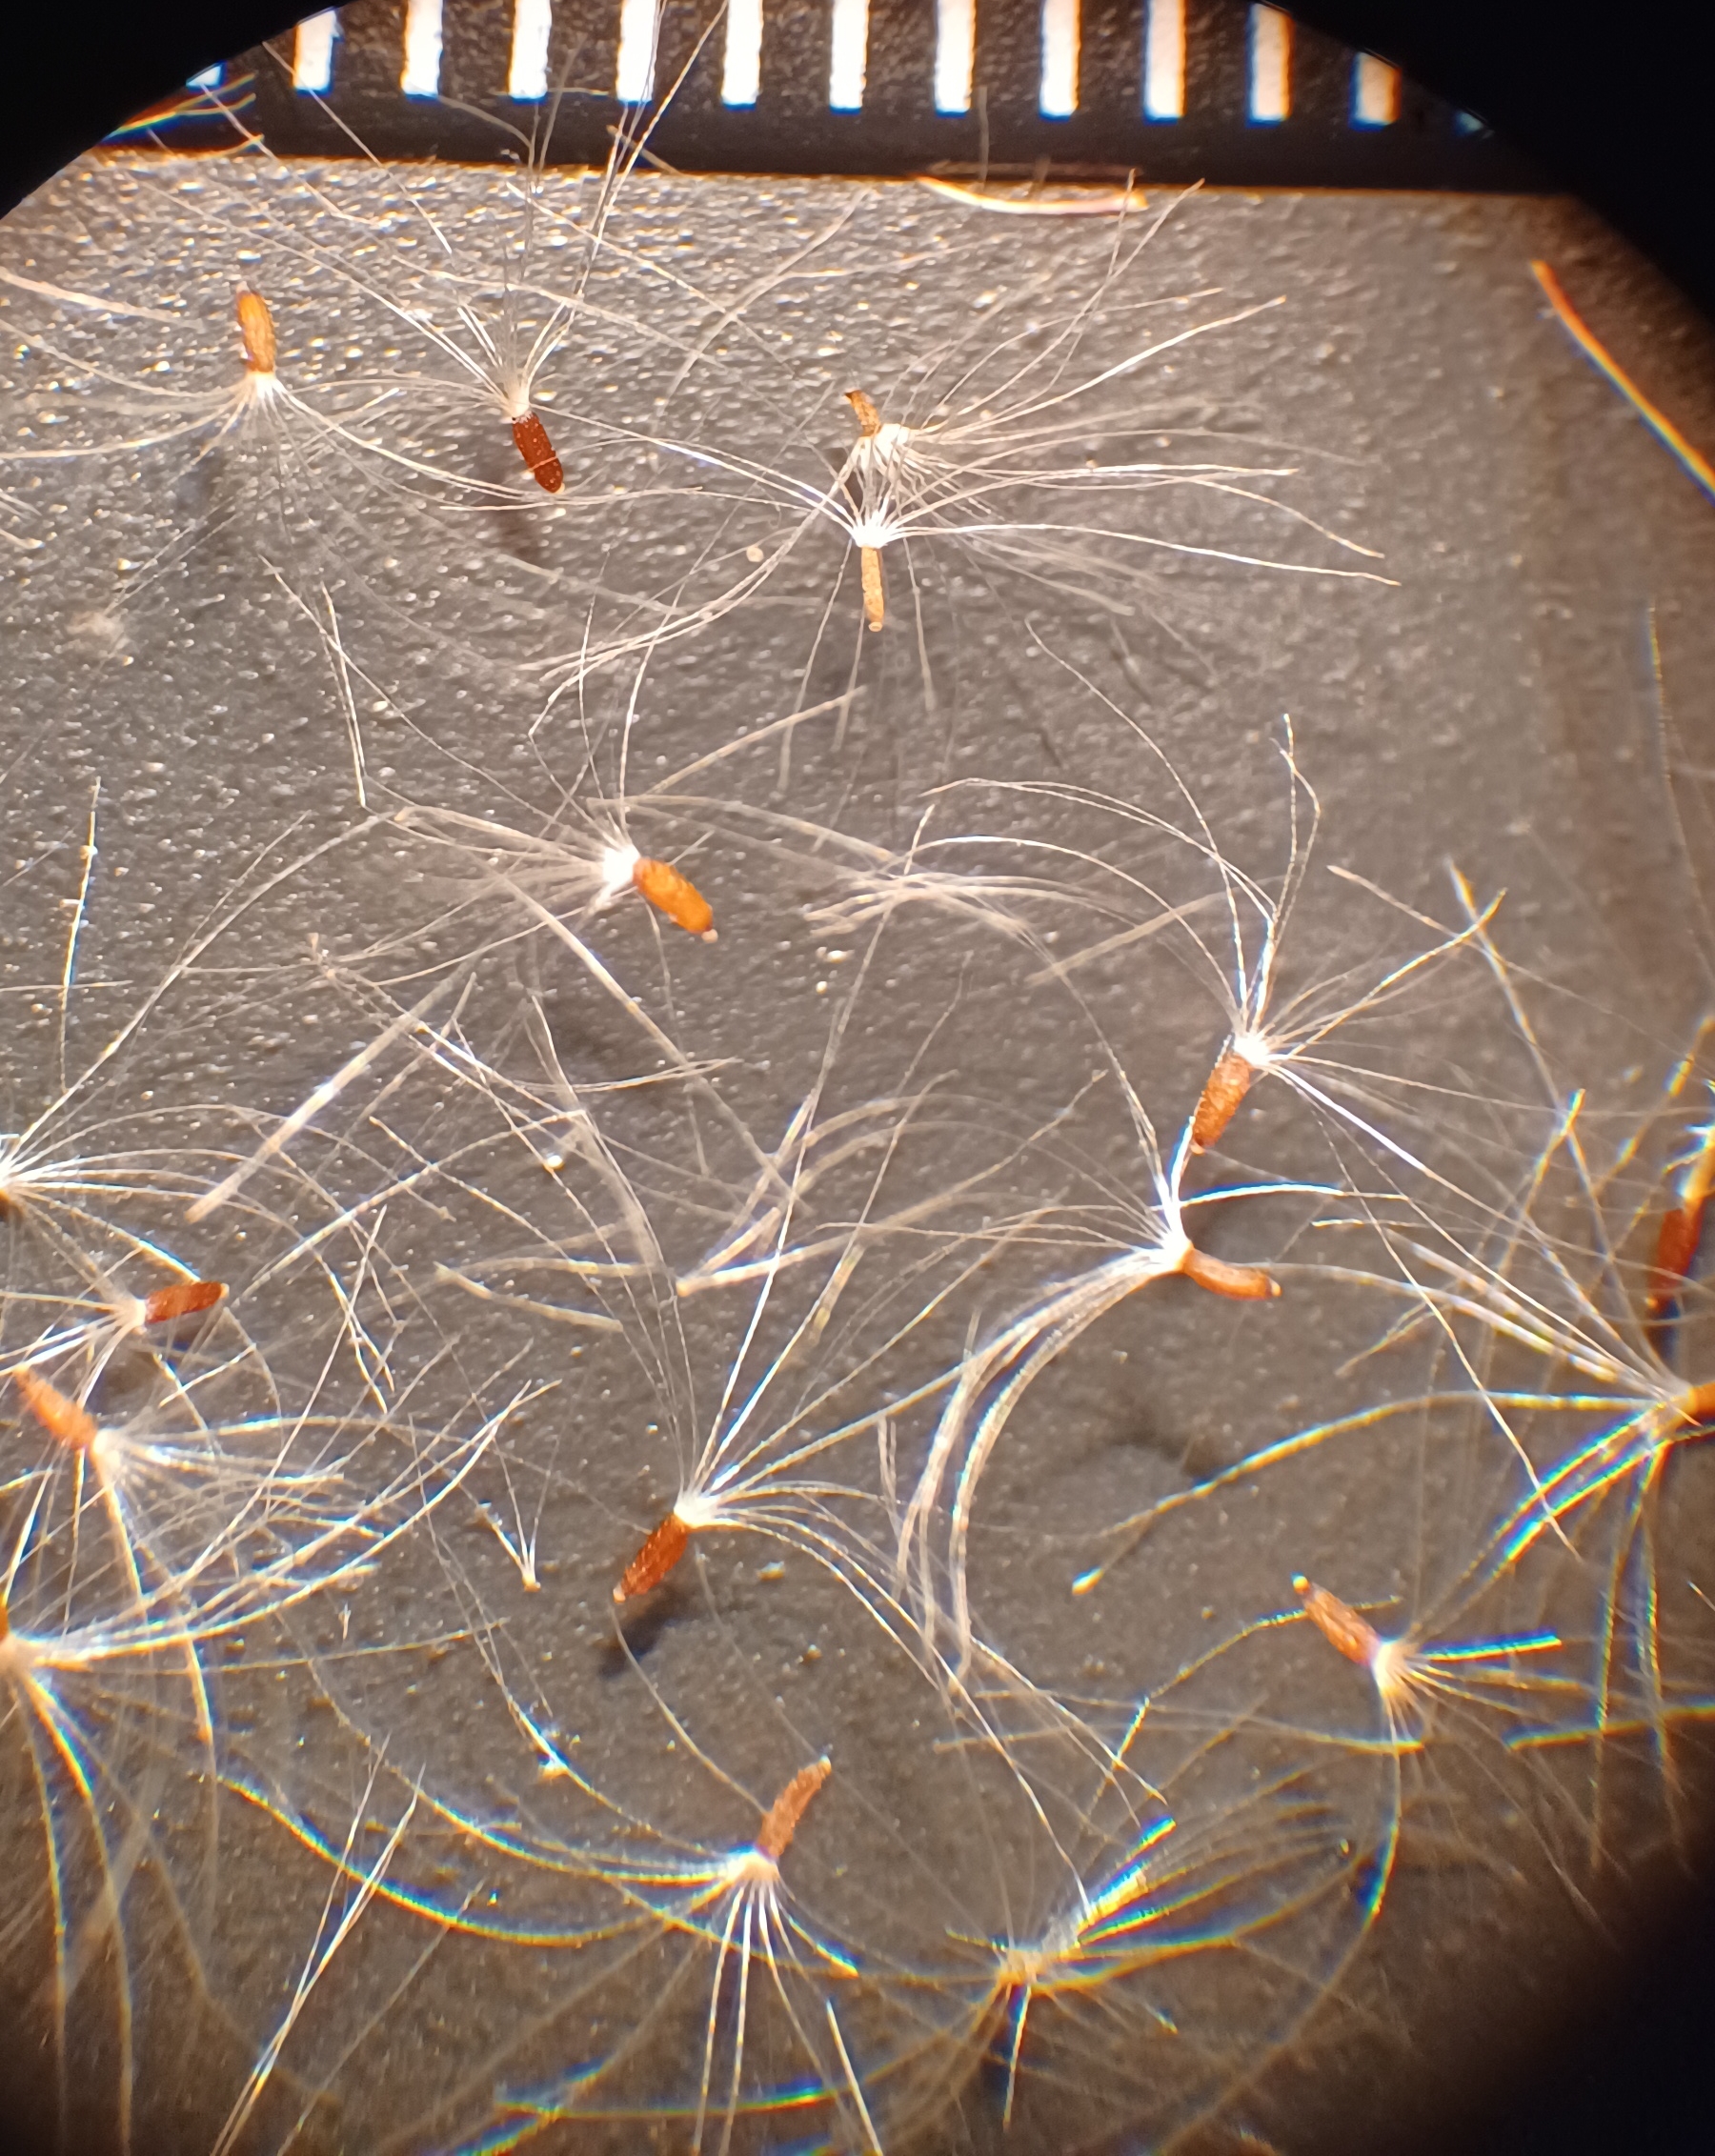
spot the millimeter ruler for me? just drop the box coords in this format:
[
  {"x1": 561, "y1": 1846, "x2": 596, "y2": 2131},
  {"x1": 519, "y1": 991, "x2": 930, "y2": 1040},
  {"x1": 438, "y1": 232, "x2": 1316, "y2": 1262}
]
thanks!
[{"x1": 131, "y1": 0, "x2": 1541, "y2": 188}]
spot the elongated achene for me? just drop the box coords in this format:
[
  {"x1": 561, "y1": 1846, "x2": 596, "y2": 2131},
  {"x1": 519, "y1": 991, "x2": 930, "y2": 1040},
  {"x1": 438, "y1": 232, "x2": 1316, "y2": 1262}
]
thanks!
[
  {"x1": 511, "y1": 410, "x2": 564, "y2": 493},
  {"x1": 1180, "y1": 1244, "x2": 1280, "y2": 1300},
  {"x1": 1294, "y1": 1574, "x2": 1380, "y2": 1668},
  {"x1": 13, "y1": 1367, "x2": 98, "y2": 1451},
  {"x1": 615, "y1": 1510, "x2": 691, "y2": 1602},
  {"x1": 859, "y1": 544, "x2": 885, "y2": 631},
  {"x1": 632, "y1": 856, "x2": 716, "y2": 940},
  {"x1": 1190, "y1": 1049, "x2": 1255, "y2": 1154},
  {"x1": 235, "y1": 288, "x2": 277, "y2": 375},
  {"x1": 844, "y1": 388, "x2": 882, "y2": 437},
  {"x1": 140, "y1": 1279, "x2": 227, "y2": 1325},
  {"x1": 1646, "y1": 1200, "x2": 1704, "y2": 1317},
  {"x1": 1678, "y1": 1380, "x2": 1715, "y2": 1429},
  {"x1": 755, "y1": 1757, "x2": 832, "y2": 1862}
]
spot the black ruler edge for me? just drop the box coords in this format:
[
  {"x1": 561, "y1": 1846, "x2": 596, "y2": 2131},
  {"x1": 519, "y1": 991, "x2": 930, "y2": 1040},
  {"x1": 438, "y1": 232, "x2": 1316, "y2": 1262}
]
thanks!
[{"x1": 1285, "y1": 0, "x2": 1714, "y2": 322}]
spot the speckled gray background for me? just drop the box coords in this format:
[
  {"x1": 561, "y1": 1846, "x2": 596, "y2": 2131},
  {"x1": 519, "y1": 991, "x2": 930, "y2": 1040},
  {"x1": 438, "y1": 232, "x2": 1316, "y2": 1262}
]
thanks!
[{"x1": 4, "y1": 151, "x2": 1715, "y2": 2156}]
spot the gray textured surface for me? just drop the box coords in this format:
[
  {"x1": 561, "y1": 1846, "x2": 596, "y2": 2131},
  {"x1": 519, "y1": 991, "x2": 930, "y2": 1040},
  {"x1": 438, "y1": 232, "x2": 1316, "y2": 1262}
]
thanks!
[{"x1": 3, "y1": 149, "x2": 1715, "y2": 2155}]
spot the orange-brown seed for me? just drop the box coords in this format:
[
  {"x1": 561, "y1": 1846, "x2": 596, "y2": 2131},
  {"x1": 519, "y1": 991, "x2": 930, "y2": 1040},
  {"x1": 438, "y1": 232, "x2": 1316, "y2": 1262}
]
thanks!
[
  {"x1": 1293, "y1": 1574, "x2": 1380, "y2": 1668},
  {"x1": 512, "y1": 411, "x2": 564, "y2": 493},
  {"x1": 140, "y1": 1279, "x2": 227, "y2": 1326},
  {"x1": 1180, "y1": 1244, "x2": 1281, "y2": 1301},
  {"x1": 235, "y1": 288, "x2": 277, "y2": 375},
  {"x1": 615, "y1": 1511, "x2": 690, "y2": 1602},
  {"x1": 755, "y1": 1757, "x2": 832, "y2": 1862},
  {"x1": 1679, "y1": 1379, "x2": 1715, "y2": 1429},
  {"x1": 1646, "y1": 1202, "x2": 1704, "y2": 1319},
  {"x1": 632, "y1": 856, "x2": 716, "y2": 940},
  {"x1": 13, "y1": 1367, "x2": 97, "y2": 1451},
  {"x1": 844, "y1": 388, "x2": 882, "y2": 437},
  {"x1": 859, "y1": 544, "x2": 885, "y2": 632},
  {"x1": 1190, "y1": 1049, "x2": 1254, "y2": 1154}
]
